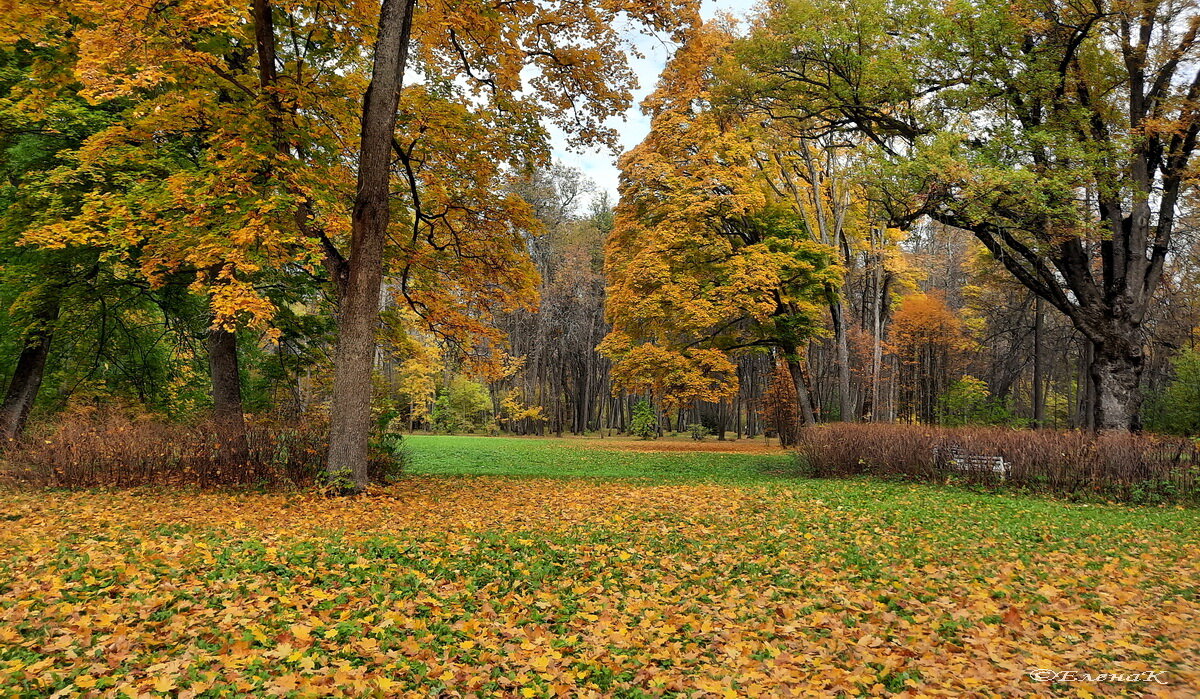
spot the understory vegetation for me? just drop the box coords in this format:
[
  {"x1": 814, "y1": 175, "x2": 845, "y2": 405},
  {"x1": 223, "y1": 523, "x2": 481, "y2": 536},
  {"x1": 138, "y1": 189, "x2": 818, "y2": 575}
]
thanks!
[{"x1": 0, "y1": 411, "x2": 406, "y2": 489}]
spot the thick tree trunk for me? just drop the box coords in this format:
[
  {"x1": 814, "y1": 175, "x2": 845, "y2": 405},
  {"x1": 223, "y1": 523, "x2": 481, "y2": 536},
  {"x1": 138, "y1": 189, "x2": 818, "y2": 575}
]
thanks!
[
  {"x1": 0, "y1": 288, "x2": 61, "y2": 444},
  {"x1": 325, "y1": 0, "x2": 416, "y2": 492},
  {"x1": 208, "y1": 325, "x2": 249, "y2": 459},
  {"x1": 0, "y1": 329, "x2": 54, "y2": 445},
  {"x1": 1089, "y1": 343, "x2": 1143, "y2": 432}
]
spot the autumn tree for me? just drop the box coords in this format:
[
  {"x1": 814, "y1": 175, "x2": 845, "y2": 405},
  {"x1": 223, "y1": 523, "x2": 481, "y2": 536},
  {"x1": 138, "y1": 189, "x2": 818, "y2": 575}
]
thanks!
[
  {"x1": 0, "y1": 40, "x2": 122, "y2": 440},
  {"x1": 5, "y1": 0, "x2": 699, "y2": 488},
  {"x1": 888, "y1": 293, "x2": 970, "y2": 424},
  {"x1": 1, "y1": 0, "x2": 351, "y2": 450},
  {"x1": 735, "y1": 0, "x2": 1200, "y2": 431},
  {"x1": 325, "y1": 0, "x2": 417, "y2": 490},
  {"x1": 603, "y1": 22, "x2": 840, "y2": 422}
]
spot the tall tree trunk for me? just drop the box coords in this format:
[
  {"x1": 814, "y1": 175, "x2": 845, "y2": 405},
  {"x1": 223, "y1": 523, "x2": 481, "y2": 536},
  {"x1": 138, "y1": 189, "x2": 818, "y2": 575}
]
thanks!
[
  {"x1": 1032, "y1": 296, "x2": 1045, "y2": 427},
  {"x1": 325, "y1": 0, "x2": 416, "y2": 492},
  {"x1": 826, "y1": 286, "x2": 853, "y2": 422},
  {"x1": 208, "y1": 325, "x2": 249, "y2": 460},
  {"x1": 1090, "y1": 336, "x2": 1144, "y2": 432},
  {"x1": 0, "y1": 292, "x2": 59, "y2": 444}
]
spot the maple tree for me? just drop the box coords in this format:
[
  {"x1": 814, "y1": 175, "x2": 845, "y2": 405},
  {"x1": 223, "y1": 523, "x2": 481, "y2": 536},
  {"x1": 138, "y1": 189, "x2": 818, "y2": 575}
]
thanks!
[
  {"x1": 602, "y1": 22, "x2": 840, "y2": 422},
  {"x1": 1, "y1": 0, "x2": 701, "y2": 480},
  {"x1": 0, "y1": 42, "x2": 198, "y2": 439}
]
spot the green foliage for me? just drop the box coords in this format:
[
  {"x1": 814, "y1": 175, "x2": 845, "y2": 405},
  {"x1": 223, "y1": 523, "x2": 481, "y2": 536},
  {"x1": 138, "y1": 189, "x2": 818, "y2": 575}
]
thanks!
[
  {"x1": 687, "y1": 423, "x2": 710, "y2": 441},
  {"x1": 431, "y1": 376, "x2": 493, "y2": 433},
  {"x1": 937, "y1": 375, "x2": 1017, "y2": 427},
  {"x1": 630, "y1": 399, "x2": 658, "y2": 440},
  {"x1": 1144, "y1": 350, "x2": 1200, "y2": 436}
]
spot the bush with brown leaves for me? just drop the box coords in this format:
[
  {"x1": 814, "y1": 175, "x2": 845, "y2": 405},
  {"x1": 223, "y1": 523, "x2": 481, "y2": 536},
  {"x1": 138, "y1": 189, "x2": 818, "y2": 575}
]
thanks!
[
  {"x1": 795, "y1": 423, "x2": 1200, "y2": 504},
  {"x1": 1, "y1": 412, "x2": 330, "y2": 488}
]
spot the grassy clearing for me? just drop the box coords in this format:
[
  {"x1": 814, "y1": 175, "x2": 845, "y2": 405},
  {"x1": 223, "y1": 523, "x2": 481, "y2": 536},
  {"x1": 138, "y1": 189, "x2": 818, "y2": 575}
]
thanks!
[
  {"x1": 0, "y1": 436, "x2": 1197, "y2": 696},
  {"x1": 402, "y1": 434, "x2": 793, "y2": 482}
]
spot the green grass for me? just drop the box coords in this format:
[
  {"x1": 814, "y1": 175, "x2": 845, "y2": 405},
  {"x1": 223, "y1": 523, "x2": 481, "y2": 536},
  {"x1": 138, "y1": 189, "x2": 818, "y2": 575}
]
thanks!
[
  {"x1": 402, "y1": 434, "x2": 1197, "y2": 526},
  {"x1": 403, "y1": 434, "x2": 794, "y2": 482}
]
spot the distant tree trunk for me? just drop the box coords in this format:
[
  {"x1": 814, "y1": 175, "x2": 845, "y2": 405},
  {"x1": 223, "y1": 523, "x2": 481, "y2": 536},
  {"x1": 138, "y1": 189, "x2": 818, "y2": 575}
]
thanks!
[
  {"x1": 826, "y1": 287, "x2": 853, "y2": 422},
  {"x1": 325, "y1": 0, "x2": 416, "y2": 492},
  {"x1": 865, "y1": 266, "x2": 888, "y2": 422},
  {"x1": 208, "y1": 325, "x2": 249, "y2": 460},
  {"x1": 784, "y1": 353, "x2": 817, "y2": 426},
  {"x1": 0, "y1": 292, "x2": 59, "y2": 444}
]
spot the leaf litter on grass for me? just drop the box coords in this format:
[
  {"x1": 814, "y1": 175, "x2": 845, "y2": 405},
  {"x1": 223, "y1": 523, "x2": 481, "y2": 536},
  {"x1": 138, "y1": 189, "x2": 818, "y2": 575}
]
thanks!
[{"x1": 0, "y1": 475, "x2": 1197, "y2": 697}]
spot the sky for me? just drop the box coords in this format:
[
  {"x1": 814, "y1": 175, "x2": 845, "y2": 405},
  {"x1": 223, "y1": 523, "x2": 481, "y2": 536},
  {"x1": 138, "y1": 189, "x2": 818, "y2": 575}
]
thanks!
[{"x1": 549, "y1": 0, "x2": 761, "y2": 206}]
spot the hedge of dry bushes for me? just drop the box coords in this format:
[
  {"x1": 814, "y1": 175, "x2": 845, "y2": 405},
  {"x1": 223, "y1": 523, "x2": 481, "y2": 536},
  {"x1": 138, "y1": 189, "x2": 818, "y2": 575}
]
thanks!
[
  {"x1": 795, "y1": 423, "x2": 1200, "y2": 504},
  {"x1": 0, "y1": 411, "x2": 400, "y2": 489}
]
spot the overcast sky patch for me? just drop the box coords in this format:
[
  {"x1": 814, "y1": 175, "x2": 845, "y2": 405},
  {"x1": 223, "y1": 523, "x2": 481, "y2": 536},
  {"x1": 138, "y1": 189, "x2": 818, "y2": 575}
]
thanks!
[{"x1": 549, "y1": 0, "x2": 760, "y2": 208}]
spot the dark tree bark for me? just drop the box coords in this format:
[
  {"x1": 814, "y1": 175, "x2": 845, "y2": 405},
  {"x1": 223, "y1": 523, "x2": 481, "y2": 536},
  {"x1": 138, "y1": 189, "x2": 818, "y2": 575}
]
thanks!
[
  {"x1": 783, "y1": 350, "x2": 817, "y2": 426},
  {"x1": 325, "y1": 0, "x2": 416, "y2": 492},
  {"x1": 207, "y1": 325, "x2": 249, "y2": 459},
  {"x1": 0, "y1": 294, "x2": 58, "y2": 444},
  {"x1": 0, "y1": 337, "x2": 51, "y2": 444},
  {"x1": 1032, "y1": 296, "x2": 1045, "y2": 427}
]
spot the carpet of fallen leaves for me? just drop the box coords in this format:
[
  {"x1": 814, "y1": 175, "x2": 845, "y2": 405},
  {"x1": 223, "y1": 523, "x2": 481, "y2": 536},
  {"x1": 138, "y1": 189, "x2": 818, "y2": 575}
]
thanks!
[{"x1": 1, "y1": 476, "x2": 1198, "y2": 697}]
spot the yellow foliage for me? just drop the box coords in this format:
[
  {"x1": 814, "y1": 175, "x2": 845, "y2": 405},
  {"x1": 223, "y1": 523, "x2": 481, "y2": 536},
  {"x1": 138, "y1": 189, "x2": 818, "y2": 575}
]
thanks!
[{"x1": 603, "y1": 22, "x2": 838, "y2": 405}]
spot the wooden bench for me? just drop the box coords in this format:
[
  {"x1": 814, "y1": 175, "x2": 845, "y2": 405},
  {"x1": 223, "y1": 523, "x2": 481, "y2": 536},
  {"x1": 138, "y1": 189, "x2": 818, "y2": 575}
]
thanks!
[{"x1": 936, "y1": 445, "x2": 1010, "y2": 478}]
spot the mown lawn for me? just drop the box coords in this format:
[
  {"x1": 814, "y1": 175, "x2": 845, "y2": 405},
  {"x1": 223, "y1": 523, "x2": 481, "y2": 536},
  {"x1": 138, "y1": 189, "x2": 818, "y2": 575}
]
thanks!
[
  {"x1": 0, "y1": 435, "x2": 1197, "y2": 697},
  {"x1": 402, "y1": 434, "x2": 793, "y2": 482}
]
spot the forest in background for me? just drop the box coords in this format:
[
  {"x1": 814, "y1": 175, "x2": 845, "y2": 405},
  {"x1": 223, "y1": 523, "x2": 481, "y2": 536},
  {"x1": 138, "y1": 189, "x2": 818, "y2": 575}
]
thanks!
[{"x1": 5, "y1": 151, "x2": 1200, "y2": 443}]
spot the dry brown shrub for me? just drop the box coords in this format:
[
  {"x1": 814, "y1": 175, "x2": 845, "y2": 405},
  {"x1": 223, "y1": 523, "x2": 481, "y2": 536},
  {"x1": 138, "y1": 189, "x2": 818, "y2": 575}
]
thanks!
[{"x1": 795, "y1": 423, "x2": 1200, "y2": 504}]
